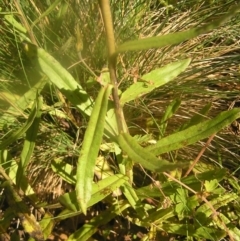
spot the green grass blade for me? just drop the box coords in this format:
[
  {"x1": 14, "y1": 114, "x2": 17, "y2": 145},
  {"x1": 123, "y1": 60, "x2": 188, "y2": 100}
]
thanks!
[
  {"x1": 159, "y1": 98, "x2": 181, "y2": 136},
  {"x1": 116, "y1": 4, "x2": 240, "y2": 53},
  {"x1": 76, "y1": 85, "x2": 112, "y2": 214},
  {"x1": 117, "y1": 133, "x2": 185, "y2": 172},
  {"x1": 120, "y1": 59, "x2": 191, "y2": 105},
  {"x1": 51, "y1": 158, "x2": 76, "y2": 185},
  {"x1": 31, "y1": 0, "x2": 62, "y2": 28},
  {"x1": 147, "y1": 108, "x2": 240, "y2": 155}
]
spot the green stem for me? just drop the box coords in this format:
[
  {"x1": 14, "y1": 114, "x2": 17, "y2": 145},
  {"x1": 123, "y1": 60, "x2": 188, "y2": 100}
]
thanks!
[{"x1": 98, "y1": 0, "x2": 127, "y2": 133}]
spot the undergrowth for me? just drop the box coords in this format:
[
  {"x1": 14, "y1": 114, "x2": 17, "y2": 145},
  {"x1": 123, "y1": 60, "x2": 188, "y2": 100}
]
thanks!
[{"x1": 0, "y1": 0, "x2": 240, "y2": 240}]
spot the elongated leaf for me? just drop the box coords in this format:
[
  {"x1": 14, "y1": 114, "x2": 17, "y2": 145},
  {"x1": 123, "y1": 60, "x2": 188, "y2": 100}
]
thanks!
[
  {"x1": 22, "y1": 42, "x2": 118, "y2": 139},
  {"x1": 120, "y1": 59, "x2": 191, "y2": 105},
  {"x1": 196, "y1": 193, "x2": 238, "y2": 219},
  {"x1": 23, "y1": 42, "x2": 93, "y2": 116},
  {"x1": 0, "y1": 97, "x2": 40, "y2": 150},
  {"x1": 117, "y1": 133, "x2": 185, "y2": 172},
  {"x1": 0, "y1": 78, "x2": 47, "y2": 129},
  {"x1": 16, "y1": 96, "x2": 42, "y2": 191},
  {"x1": 179, "y1": 103, "x2": 212, "y2": 131},
  {"x1": 146, "y1": 108, "x2": 240, "y2": 155},
  {"x1": 76, "y1": 85, "x2": 112, "y2": 214},
  {"x1": 2, "y1": 10, "x2": 27, "y2": 34},
  {"x1": 116, "y1": 4, "x2": 240, "y2": 53},
  {"x1": 159, "y1": 98, "x2": 181, "y2": 136},
  {"x1": 59, "y1": 174, "x2": 128, "y2": 212}
]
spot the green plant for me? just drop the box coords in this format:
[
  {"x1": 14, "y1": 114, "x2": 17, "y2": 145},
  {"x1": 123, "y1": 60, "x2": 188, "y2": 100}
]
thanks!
[{"x1": 0, "y1": 0, "x2": 240, "y2": 240}]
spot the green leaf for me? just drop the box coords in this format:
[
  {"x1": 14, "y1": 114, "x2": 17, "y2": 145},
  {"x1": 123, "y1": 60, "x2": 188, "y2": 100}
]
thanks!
[
  {"x1": 0, "y1": 78, "x2": 47, "y2": 129},
  {"x1": 116, "y1": 4, "x2": 240, "y2": 53},
  {"x1": 161, "y1": 223, "x2": 225, "y2": 240},
  {"x1": 194, "y1": 226, "x2": 225, "y2": 240},
  {"x1": 0, "y1": 96, "x2": 40, "y2": 150},
  {"x1": 23, "y1": 42, "x2": 93, "y2": 116},
  {"x1": 22, "y1": 42, "x2": 118, "y2": 139},
  {"x1": 59, "y1": 174, "x2": 128, "y2": 212},
  {"x1": 136, "y1": 169, "x2": 226, "y2": 198},
  {"x1": 179, "y1": 103, "x2": 212, "y2": 131},
  {"x1": 16, "y1": 96, "x2": 42, "y2": 191},
  {"x1": 75, "y1": 85, "x2": 112, "y2": 214},
  {"x1": 196, "y1": 193, "x2": 238, "y2": 219},
  {"x1": 117, "y1": 132, "x2": 186, "y2": 172},
  {"x1": 51, "y1": 158, "x2": 76, "y2": 185},
  {"x1": 204, "y1": 179, "x2": 219, "y2": 192},
  {"x1": 39, "y1": 212, "x2": 55, "y2": 240},
  {"x1": 146, "y1": 108, "x2": 240, "y2": 155},
  {"x1": 120, "y1": 59, "x2": 191, "y2": 105},
  {"x1": 159, "y1": 98, "x2": 181, "y2": 136}
]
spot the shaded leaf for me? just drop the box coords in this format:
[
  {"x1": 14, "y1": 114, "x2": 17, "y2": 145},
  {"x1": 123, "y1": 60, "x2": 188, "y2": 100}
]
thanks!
[
  {"x1": 0, "y1": 97, "x2": 40, "y2": 150},
  {"x1": 0, "y1": 79, "x2": 46, "y2": 129},
  {"x1": 67, "y1": 201, "x2": 130, "y2": 241}
]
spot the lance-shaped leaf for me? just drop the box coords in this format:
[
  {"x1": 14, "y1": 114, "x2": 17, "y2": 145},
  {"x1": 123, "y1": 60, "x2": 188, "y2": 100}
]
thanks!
[
  {"x1": 120, "y1": 59, "x2": 191, "y2": 105},
  {"x1": 0, "y1": 96, "x2": 40, "y2": 150},
  {"x1": 76, "y1": 85, "x2": 112, "y2": 214},
  {"x1": 22, "y1": 42, "x2": 93, "y2": 116},
  {"x1": 60, "y1": 174, "x2": 128, "y2": 212},
  {"x1": 159, "y1": 98, "x2": 181, "y2": 136},
  {"x1": 117, "y1": 133, "x2": 185, "y2": 172},
  {"x1": 116, "y1": 4, "x2": 240, "y2": 53},
  {"x1": 146, "y1": 108, "x2": 240, "y2": 155},
  {"x1": 0, "y1": 78, "x2": 47, "y2": 129},
  {"x1": 16, "y1": 96, "x2": 42, "y2": 191},
  {"x1": 22, "y1": 42, "x2": 118, "y2": 139}
]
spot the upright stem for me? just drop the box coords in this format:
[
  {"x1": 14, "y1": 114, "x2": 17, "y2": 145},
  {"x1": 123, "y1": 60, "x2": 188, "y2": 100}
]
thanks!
[{"x1": 98, "y1": 0, "x2": 127, "y2": 134}]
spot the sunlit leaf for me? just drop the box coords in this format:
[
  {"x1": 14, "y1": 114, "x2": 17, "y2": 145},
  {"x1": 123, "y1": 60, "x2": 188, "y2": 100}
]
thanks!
[
  {"x1": 59, "y1": 174, "x2": 128, "y2": 212},
  {"x1": 116, "y1": 4, "x2": 240, "y2": 53},
  {"x1": 147, "y1": 108, "x2": 240, "y2": 155},
  {"x1": 120, "y1": 59, "x2": 191, "y2": 105},
  {"x1": 117, "y1": 132, "x2": 186, "y2": 172},
  {"x1": 75, "y1": 85, "x2": 112, "y2": 214}
]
